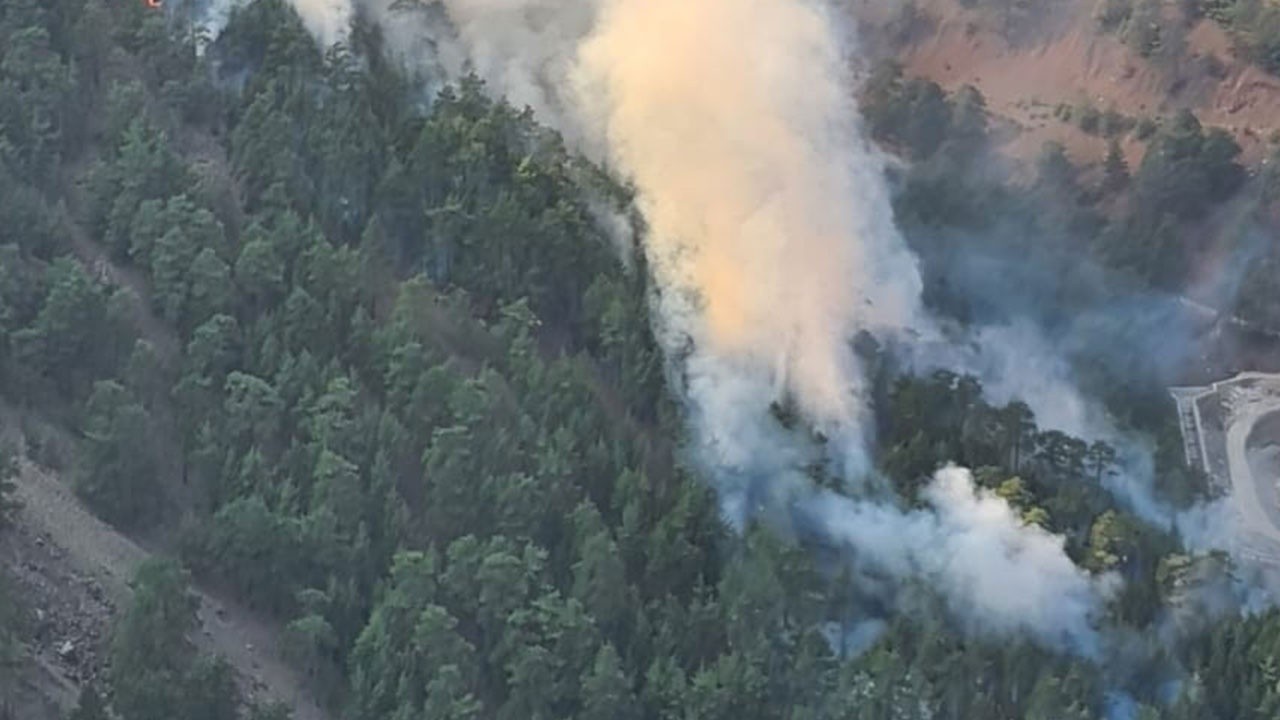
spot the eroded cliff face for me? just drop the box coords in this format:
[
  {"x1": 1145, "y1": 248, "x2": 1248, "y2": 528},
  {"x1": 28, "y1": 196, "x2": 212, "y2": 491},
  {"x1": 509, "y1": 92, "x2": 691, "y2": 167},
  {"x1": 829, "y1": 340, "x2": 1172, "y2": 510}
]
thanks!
[{"x1": 857, "y1": 0, "x2": 1280, "y2": 169}]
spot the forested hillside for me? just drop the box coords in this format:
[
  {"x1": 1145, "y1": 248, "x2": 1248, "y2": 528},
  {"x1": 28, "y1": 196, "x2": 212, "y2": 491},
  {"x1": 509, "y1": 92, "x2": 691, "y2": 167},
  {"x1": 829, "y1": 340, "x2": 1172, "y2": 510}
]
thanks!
[{"x1": 3, "y1": 0, "x2": 1280, "y2": 719}]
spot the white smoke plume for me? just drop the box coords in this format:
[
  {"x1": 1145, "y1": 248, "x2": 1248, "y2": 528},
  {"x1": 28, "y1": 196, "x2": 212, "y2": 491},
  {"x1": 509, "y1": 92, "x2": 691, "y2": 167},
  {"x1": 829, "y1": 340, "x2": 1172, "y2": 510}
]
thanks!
[
  {"x1": 291, "y1": 0, "x2": 352, "y2": 46},
  {"x1": 436, "y1": 0, "x2": 597, "y2": 141},
  {"x1": 806, "y1": 465, "x2": 1115, "y2": 655},
  {"x1": 244, "y1": 0, "x2": 1122, "y2": 653},
  {"x1": 570, "y1": 0, "x2": 924, "y2": 460},
  {"x1": 190, "y1": 0, "x2": 353, "y2": 52},
  {"x1": 486, "y1": 0, "x2": 1108, "y2": 651}
]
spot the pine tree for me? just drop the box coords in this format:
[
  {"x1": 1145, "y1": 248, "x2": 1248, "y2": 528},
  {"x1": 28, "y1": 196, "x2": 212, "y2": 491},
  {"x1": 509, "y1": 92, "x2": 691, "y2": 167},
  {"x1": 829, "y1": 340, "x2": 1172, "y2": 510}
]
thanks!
[
  {"x1": 1103, "y1": 139, "x2": 1130, "y2": 193},
  {"x1": 0, "y1": 444, "x2": 18, "y2": 529},
  {"x1": 580, "y1": 644, "x2": 639, "y2": 720}
]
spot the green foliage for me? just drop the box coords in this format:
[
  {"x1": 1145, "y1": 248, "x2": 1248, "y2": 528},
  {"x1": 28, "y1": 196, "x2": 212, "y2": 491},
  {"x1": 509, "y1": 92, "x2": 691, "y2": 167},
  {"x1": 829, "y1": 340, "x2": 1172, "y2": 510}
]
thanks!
[
  {"x1": 110, "y1": 558, "x2": 237, "y2": 720},
  {"x1": 1102, "y1": 139, "x2": 1131, "y2": 193},
  {"x1": 0, "y1": 568, "x2": 18, "y2": 672},
  {"x1": 214, "y1": 0, "x2": 321, "y2": 88},
  {"x1": 0, "y1": 161, "x2": 64, "y2": 259},
  {"x1": 960, "y1": 0, "x2": 1054, "y2": 37},
  {"x1": 77, "y1": 380, "x2": 163, "y2": 528},
  {"x1": 875, "y1": 369, "x2": 1137, "y2": 550},
  {"x1": 89, "y1": 118, "x2": 194, "y2": 259},
  {"x1": 1095, "y1": 110, "x2": 1243, "y2": 287},
  {"x1": 247, "y1": 702, "x2": 293, "y2": 720},
  {"x1": 2, "y1": 3, "x2": 1273, "y2": 718},
  {"x1": 1076, "y1": 102, "x2": 1102, "y2": 135},
  {"x1": 10, "y1": 258, "x2": 118, "y2": 401},
  {"x1": 1200, "y1": 0, "x2": 1280, "y2": 75},
  {"x1": 0, "y1": 19, "x2": 78, "y2": 183},
  {"x1": 1172, "y1": 605, "x2": 1280, "y2": 719},
  {"x1": 181, "y1": 656, "x2": 241, "y2": 720},
  {"x1": 862, "y1": 63, "x2": 960, "y2": 160},
  {"x1": 1093, "y1": 0, "x2": 1189, "y2": 62},
  {"x1": 349, "y1": 551, "x2": 480, "y2": 720},
  {"x1": 1135, "y1": 116, "x2": 1158, "y2": 140},
  {"x1": 1096, "y1": 0, "x2": 1133, "y2": 31},
  {"x1": 580, "y1": 643, "x2": 639, "y2": 720},
  {"x1": 1125, "y1": 0, "x2": 1166, "y2": 57},
  {"x1": 148, "y1": 199, "x2": 229, "y2": 330},
  {"x1": 0, "y1": 443, "x2": 18, "y2": 530},
  {"x1": 282, "y1": 611, "x2": 338, "y2": 682}
]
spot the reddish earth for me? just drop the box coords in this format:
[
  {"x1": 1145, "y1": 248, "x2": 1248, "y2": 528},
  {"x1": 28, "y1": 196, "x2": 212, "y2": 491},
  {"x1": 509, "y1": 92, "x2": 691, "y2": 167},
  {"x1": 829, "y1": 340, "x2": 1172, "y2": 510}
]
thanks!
[{"x1": 858, "y1": 0, "x2": 1280, "y2": 170}]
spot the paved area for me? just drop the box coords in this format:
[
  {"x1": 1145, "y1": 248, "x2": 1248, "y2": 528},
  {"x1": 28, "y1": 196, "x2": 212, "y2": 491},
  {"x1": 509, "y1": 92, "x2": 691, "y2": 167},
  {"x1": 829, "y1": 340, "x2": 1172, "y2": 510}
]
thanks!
[{"x1": 1172, "y1": 372, "x2": 1280, "y2": 562}]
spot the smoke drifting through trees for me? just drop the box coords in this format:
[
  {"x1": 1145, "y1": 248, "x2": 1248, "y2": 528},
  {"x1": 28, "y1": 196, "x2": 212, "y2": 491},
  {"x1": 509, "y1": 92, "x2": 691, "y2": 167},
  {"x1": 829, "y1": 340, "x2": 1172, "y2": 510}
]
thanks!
[
  {"x1": 215, "y1": 0, "x2": 1249, "y2": 654},
  {"x1": 448, "y1": 0, "x2": 1123, "y2": 654},
  {"x1": 804, "y1": 465, "x2": 1115, "y2": 655}
]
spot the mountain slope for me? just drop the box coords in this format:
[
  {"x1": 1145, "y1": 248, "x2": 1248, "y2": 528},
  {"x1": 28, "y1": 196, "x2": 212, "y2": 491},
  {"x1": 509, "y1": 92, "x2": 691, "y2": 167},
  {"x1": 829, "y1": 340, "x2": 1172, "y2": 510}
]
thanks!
[{"x1": 864, "y1": 0, "x2": 1280, "y2": 168}]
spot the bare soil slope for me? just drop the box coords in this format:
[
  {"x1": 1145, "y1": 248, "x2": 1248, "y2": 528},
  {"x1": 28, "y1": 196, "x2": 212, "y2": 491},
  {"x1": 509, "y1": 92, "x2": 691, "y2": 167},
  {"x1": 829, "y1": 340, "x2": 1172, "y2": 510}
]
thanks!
[
  {"x1": 2, "y1": 450, "x2": 328, "y2": 720},
  {"x1": 868, "y1": 0, "x2": 1280, "y2": 168}
]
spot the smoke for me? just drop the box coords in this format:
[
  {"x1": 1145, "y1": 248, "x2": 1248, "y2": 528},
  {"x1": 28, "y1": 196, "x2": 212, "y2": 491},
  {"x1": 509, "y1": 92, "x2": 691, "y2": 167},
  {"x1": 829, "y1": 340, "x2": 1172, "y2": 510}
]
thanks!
[
  {"x1": 571, "y1": 0, "x2": 924, "y2": 459},
  {"x1": 1104, "y1": 691, "x2": 1141, "y2": 720},
  {"x1": 806, "y1": 465, "x2": 1115, "y2": 655},
  {"x1": 189, "y1": 0, "x2": 353, "y2": 52},
  {"x1": 222, "y1": 0, "x2": 1123, "y2": 654},
  {"x1": 823, "y1": 617, "x2": 888, "y2": 657},
  {"x1": 902, "y1": 319, "x2": 1173, "y2": 526},
  {"x1": 435, "y1": 0, "x2": 597, "y2": 141},
  {"x1": 290, "y1": 0, "x2": 352, "y2": 46},
  {"x1": 693, "y1": 408, "x2": 1112, "y2": 653},
  {"x1": 211, "y1": 0, "x2": 1270, "y2": 657}
]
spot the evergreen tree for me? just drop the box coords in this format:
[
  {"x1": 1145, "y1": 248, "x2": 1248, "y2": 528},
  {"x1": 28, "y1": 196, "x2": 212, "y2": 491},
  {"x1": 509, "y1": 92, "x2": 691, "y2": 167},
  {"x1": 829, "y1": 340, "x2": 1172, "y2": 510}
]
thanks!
[{"x1": 1102, "y1": 139, "x2": 1130, "y2": 193}]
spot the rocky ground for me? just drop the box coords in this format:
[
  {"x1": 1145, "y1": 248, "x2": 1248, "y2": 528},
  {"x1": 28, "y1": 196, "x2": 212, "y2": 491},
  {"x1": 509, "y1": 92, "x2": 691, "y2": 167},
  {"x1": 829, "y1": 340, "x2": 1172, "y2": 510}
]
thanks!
[
  {"x1": 0, "y1": 452, "x2": 327, "y2": 720},
  {"x1": 1, "y1": 514, "x2": 106, "y2": 719}
]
